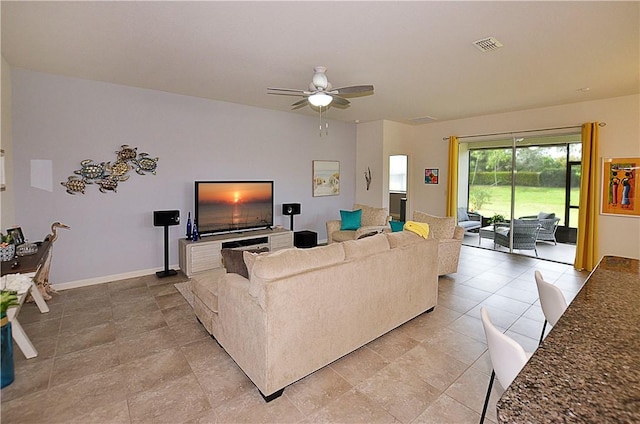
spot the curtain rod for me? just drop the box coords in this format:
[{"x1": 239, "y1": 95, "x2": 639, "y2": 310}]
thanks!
[{"x1": 441, "y1": 122, "x2": 607, "y2": 141}]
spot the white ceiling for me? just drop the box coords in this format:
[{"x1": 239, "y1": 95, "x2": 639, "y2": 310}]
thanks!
[{"x1": 2, "y1": 1, "x2": 639, "y2": 124}]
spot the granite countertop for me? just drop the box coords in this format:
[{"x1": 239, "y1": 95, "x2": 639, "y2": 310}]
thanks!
[{"x1": 496, "y1": 256, "x2": 640, "y2": 423}]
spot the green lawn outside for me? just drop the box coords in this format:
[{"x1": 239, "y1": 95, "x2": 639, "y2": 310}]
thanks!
[{"x1": 469, "y1": 185, "x2": 580, "y2": 227}]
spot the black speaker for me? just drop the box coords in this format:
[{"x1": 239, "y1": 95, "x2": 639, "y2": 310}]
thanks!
[
  {"x1": 154, "y1": 210, "x2": 180, "y2": 227},
  {"x1": 282, "y1": 203, "x2": 301, "y2": 215}
]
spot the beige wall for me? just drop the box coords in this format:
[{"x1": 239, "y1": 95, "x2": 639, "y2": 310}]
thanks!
[
  {"x1": 379, "y1": 94, "x2": 639, "y2": 261},
  {"x1": 355, "y1": 120, "x2": 384, "y2": 207},
  {"x1": 1, "y1": 55, "x2": 15, "y2": 229}
]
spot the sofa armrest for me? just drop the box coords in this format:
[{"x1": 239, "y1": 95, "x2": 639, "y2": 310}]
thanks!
[
  {"x1": 326, "y1": 220, "x2": 342, "y2": 244},
  {"x1": 453, "y1": 225, "x2": 464, "y2": 240},
  {"x1": 468, "y1": 212, "x2": 482, "y2": 222},
  {"x1": 355, "y1": 225, "x2": 390, "y2": 239}
]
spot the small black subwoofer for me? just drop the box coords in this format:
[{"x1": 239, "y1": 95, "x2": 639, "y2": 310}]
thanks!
[{"x1": 154, "y1": 210, "x2": 180, "y2": 278}]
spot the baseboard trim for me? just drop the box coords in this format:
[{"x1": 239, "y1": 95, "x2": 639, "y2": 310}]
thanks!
[{"x1": 52, "y1": 264, "x2": 181, "y2": 291}]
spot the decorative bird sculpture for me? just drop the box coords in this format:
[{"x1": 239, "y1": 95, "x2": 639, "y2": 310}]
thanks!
[{"x1": 33, "y1": 222, "x2": 70, "y2": 300}]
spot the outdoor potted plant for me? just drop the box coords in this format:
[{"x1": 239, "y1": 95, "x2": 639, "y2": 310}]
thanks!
[
  {"x1": 488, "y1": 214, "x2": 506, "y2": 225},
  {"x1": 1, "y1": 288, "x2": 19, "y2": 388}
]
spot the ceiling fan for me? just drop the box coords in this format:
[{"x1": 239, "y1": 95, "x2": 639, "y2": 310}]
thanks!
[{"x1": 267, "y1": 66, "x2": 374, "y2": 110}]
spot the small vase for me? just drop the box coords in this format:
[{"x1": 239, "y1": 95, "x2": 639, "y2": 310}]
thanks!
[
  {"x1": 186, "y1": 212, "x2": 192, "y2": 239},
  {"x1": 1, "y1": 316, "x2": 15, "y2": 388},
  {"x1": 0, "y1": 244, "x2": 15, "y2": 262}
]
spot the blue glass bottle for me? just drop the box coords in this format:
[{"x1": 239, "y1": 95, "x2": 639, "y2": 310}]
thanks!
[
  {"x1": 1, "y1": 317, "x2": 15, "y2": 388},
  {"x1": 186, "y1": 212, "x2": 192, "y2": 239},
  {"x1": 192, "y1": 222, "x2": 199, "y2": 241}
]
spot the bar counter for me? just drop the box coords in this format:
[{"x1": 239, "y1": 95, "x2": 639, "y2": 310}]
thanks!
[{"x1": 497, "y1": 255, "x2": 640, "y2": 423}]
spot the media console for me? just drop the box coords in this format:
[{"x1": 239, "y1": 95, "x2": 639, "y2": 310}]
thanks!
[{"x1": 178, "y1": 228, "x2": 293, "y2": 277}]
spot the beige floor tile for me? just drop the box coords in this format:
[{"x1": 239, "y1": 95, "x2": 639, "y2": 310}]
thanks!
[
  {"x1": 0, "y1": 387, "x2": 49, "y2": 423},
  {"x1": 445, "y1": 366, "x2": 503, "y2": 423},
  {"x1": 43, "y1": 366, "x2": 127, "y2": 422},
  {"x1": 285, "y1": 366, "x2": 353, "y2": 416},
  {"x1": 193, "y1": 357, "x2": 256, "y2": 409},
  {"x1": 395, "y1": 344, "x2": 468, "y2": 392},
  {"x1": 120, "y1": 347, "x2": 193, "y2": 395},
  {"x1": 113, "y1": 309, "x2": 167, "y2": 337},
  {"x1": 413, "y1": 393, "x2": 480, "y2": 424},
  {"x1": 116, "y1": 325, "x2": 180, "y2": 364},
  {"x1": 423, "y1": 327, "x2": 487, "y2": 365},
  {"x1": 50, "y1": 341, "x2": 121, "y2": 387},
  {"x1": 56, "y1": 321, "x2": 116, "y2": 355},
  {"x1": 214, "y1": 388, "x2": 304, "y2": 424},
  {"x1": 365, "y1": 327, "x2": 420, "y2": 361},
  {"x1": 59, "y1": 306, "x2": 113, "y2": 333},
  {"x1": 0, "y1": 357, "x2": 53, "y2": 402},
  {"x1": 128, "y1": 373, "x2": 211, "y2": 424},
  {"x1": 301, "y1": 388, "x2": 397, "y2": 424},
  {"x1": 329, "y1": 345, "x2": 390, "y2": 387},
  {"x1": 356, "y1": 360, "x2": 441, "y2": 423}
]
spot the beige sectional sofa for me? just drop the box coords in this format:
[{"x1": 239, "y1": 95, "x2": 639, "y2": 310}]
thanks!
[{"x1": 191, "y1": 231, "x2": 439, "y2": 401}]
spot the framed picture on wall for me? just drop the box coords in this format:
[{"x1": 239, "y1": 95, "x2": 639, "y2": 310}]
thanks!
[
  {"x1": 601, "y1": 157, "x2": 639, "y2": 217},
  {"x1": 313, "y1": 160, "x2": 340, "y2": 196},
  {"x1": 425, "y1": 168, "x2": 439, "y2": 184}
]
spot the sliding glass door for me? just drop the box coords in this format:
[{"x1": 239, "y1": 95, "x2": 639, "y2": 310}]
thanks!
[{"x1": 462, "y1": 132, "x2": 581, "y2": 262}]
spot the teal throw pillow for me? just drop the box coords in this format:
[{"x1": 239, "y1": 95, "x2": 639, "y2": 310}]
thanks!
[
  {"x1": 340, "y1": 209, "x2": 362, "y2": 231},
  {"x1": 389, "y1": 220, "x2": 405, "y2": 232}
]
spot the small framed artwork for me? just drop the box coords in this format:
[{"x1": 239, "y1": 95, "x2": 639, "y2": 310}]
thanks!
[
  {"x1": 601, "y1": 157, "x2": 638, "y2": 217},
  {"x1": 313, "y1": 160, "x2": 340, "y2": 197},
  {"x1": 425, "y1": 168, "x2": 439, "y2": 184},
  {"x1": 7, "y1": 227, "x2": 25, "y2": 245}
]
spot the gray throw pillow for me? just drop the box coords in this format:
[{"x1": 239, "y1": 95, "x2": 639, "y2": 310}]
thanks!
[{"x1": 221, "y1": 247, "x2": 269, "y2": 278}]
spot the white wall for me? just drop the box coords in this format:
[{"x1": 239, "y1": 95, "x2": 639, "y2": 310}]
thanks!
[
  {"x1": 10, "y1": 69, "x2": 358, "y2": 286},
  {"x1": 407, "y1": 94, "x2": 640, "y2": 261},
  {"x1": 355, "y1": 120, "x2": 383, "y2": 207}
]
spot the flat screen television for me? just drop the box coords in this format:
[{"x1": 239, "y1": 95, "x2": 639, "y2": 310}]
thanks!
[{"x1": 195, "y1": 181, "x2": 274, "y2": 236}]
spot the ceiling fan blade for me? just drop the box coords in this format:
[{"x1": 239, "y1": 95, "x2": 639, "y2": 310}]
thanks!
[
  {"x1": 268, "y1": 87, "x2": 307, "y2": 93},
  {"x1": 330, "y1": 85, "x2": 374, "y2": 95},
  {"x1": 267, "y1": 92, "x2": 306, "y2": 98},
  {"x1": 291, "y1": 98, "x2": 309, "y2": 107},
  {"x1": 291, "y1": 98, "x2": 309, "y2": 110},
  {"x1": 331, "y1": 95, "x2": 350, "y2": 106}
]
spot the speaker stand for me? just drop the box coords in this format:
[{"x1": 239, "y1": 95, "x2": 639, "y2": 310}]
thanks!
[
  {"x1": 156, "y1": 224, "x2": 177, "y2": 278},
  {"x1": 289, "y1": 215, "x2": 295, "y2": 231}
]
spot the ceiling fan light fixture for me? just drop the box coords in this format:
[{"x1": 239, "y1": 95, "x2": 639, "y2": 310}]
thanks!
[{"x1": 308, "y1": 93, "x2": 333, "y2": 107}]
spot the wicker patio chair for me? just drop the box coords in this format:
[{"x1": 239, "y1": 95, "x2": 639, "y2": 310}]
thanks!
[
  {"x1": 520, "y1": 213, "x2": 561, "y2": 245},
  {"x1": 493, "y1": 220, "x2": 541, "y2": 256}
]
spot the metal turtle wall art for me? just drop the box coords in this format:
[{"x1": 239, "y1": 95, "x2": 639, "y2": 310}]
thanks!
[
  {"x1": 133, "y1": 153, "x2": 159, "y2": 175},
  {"x1": 74, "y1": 160, "x2": 106, "y2": 181},
  {"x1": 61, "y1": 176, "x2": 87, "y2": 194},
  {"x1": 61, "y1": 145, "x2": 159, "y2": 194}
]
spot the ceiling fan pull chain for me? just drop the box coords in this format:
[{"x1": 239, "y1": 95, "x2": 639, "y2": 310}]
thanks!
[{"x1": 319, "y1": 106, "x2": 323, "y2": 136}]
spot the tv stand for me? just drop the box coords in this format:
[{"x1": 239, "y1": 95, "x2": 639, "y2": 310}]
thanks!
[{"x1": 178, "y1": 228, "x2": 293, "y2": 277}]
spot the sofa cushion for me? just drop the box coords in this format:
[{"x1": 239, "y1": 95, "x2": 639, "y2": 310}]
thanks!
[
  {"x1": 537, "y1": 212, "x2": 555, "y2": 220},
  {"x1": 246, "y1": 244, "x2": 346, "y2": 307},
  {"x1": 354, "y1": 203, "x2": 389, "y2": 227},
  {"x1": 457, "y1": 208, "x2": 470, "y2": 222},
  {"x1": 412, "y1": 210, "x2": 455, "y2": 240},
  {"x1": 191, "y1": 269, "x2": 226, "y2": 313},
  {"x1": 389, "y1": 220, "x2": 405, "y2": 232},
  {"x1": 343, "y1": 233, "x2": 390, "y2": 259},
  {"x1": 386, "y1": 231, "x2": 424, "y2": 248},
  {"x1": 340, "y1": 209, "x2": 362, "y2": 230},
  {"x1": 222, "y1": 247, "x2": 269, "y2": 278}
]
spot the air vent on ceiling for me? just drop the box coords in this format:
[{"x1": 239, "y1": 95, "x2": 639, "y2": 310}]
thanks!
[
  {"x1": 409, "y1": 116, "x2": 438, "y2": 125},
  {"x1": 473, "y1": 36, "x2": 503, "y2": 52}
]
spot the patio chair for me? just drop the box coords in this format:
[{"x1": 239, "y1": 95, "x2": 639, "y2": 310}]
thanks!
[
  {"x1": 519, "y1": 212, "x2": 561, "y2": 245},
  {"x1": 493, "y1": 220, "x2": 541, "y2": 256},
  {"x1": 457, "y1": 207, "x2": 482, "y2": 233}
]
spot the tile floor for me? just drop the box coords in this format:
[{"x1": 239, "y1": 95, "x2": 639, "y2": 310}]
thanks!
[{"x1": 1, "y1": 246, "x2": 589, "y2": 423}]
